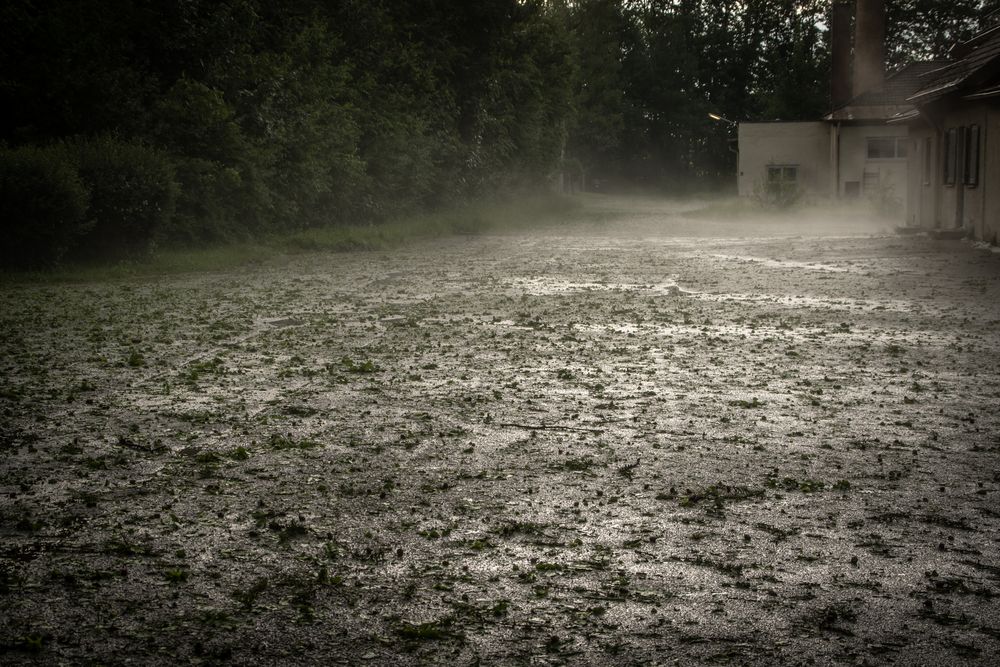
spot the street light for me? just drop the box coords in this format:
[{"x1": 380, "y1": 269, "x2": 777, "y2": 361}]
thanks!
[
  {"x1": 708, "y1": 112, "x2": 737, "y2": 126},
  {"x1": 708, "y1": 113, "x2": 739, "y2": 157}
]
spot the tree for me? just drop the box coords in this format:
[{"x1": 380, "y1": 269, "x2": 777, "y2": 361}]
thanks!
[
  {"x1": 887, "y1": 0, "x2": 1000, "y2": 68},
  {"x1": 565, "y1": 0, "x2": 629, "y2": 186}
]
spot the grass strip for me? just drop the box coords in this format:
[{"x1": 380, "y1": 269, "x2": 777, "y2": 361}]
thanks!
[{"x1": 2, "y1": 193, "x2": 583, "y2": 283}]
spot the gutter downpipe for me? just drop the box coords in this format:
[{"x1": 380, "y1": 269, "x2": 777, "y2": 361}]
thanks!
[{"x1": 832, "y1": 122, "x2": 842, "y2": 199}]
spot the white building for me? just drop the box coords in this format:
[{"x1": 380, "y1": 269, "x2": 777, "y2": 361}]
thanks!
[
  {"x1": 737, "y1": 62, "x2": 941, "y2": 213},
  {"x1": 897, "y1": 23, "x2": 1000, "y2": 243},
  {"x1": 735, "y1": 0, "x2": 935, "y2": 217}
]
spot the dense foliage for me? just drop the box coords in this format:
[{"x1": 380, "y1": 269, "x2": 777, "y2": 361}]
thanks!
[
  {"x1": 0, "y1": 145, "x2": 90, "y2": 268},
  {"x1": 1, "y1": 0, "x2": 995, "y2": 266}
]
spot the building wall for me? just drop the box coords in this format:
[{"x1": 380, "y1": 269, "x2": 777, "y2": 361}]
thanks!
[
  {"x1": 837, "y1": 124, "x2": 909, "y2": 215},
  {"x1": 937, "y1": 104, "x2": 988, "y2": 232},
  {"x1": 737, "y1": 121, "x2": 912, "y2": 219},
  {"x1": 938, "y1": 103, "x2": 1000, "y2": 241},
  {"x1": 737, "y1": 122, "x2": 831, "y2": 198},
  {"x1": 904, "y1": 101, "x2": 999, "y2": 243}
]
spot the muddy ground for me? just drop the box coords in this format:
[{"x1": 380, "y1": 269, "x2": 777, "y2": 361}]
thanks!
[{"x1": 2, "y1": 195, "x2": 1000, "y2": 666}]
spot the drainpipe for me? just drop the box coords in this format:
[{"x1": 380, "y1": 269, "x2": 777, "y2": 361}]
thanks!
[{"x1": 832, "y1": 122, "x2": 842, "y2": 198}]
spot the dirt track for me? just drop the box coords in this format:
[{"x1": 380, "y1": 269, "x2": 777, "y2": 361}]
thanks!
[{"x1": 2, "y1": 196, "x2": 1000, "y2": 665}]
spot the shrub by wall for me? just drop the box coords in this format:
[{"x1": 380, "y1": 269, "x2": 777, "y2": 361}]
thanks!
[{"x1": 0, "y1": 144, "x2": 90, "y2": 269}]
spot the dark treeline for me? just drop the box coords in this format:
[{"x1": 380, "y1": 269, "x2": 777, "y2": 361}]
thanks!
[{"x1": 1, "y1": 0, "x2": 994, "y2": 267}]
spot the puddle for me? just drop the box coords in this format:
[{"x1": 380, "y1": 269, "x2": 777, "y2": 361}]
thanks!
[
  {"x1": 264, "y1": 317, "x2": 307, "y2": 328},
  {"x1": 707, "y1": 253, "x2": 854, "y2": 273},
  {"x1": 691, "y1": 292, "x2": 934, "y2": 314},
  {"x1": 505, "y1": 277, "x2": 689, "y2": 296}
]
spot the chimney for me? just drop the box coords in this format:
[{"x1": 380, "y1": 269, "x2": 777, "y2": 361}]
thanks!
[
  {"x1": 831, "y1": 1, "x2": 853, "y2": 108},
  {"x1": 853, "y1": 0, "x2": 886, "y2": 97}
]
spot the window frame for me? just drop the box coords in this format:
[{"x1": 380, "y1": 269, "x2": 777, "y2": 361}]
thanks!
[
  {"x1": 866, "y1": 136, "x2": 907, "y2": 160},
  {"x1": 765, "y1": 164, "x2": 799, "y2": 201},
  {"x1": 766, "y1": 164, "x2": 798, "y2": 186},
  {"x1": 922, "y1": 137, "x2": 933, "y2": 186},
  {"x1": 944, "y1": 127, "x2": 958, "y2": 186},
  {"x1": 965, "y1": 125, "x2": 980, "y2": 188}
]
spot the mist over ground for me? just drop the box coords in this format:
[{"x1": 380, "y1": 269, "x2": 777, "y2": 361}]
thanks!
[{"x1": 571, "y1": 194, "x2": 898, "y2": 239}]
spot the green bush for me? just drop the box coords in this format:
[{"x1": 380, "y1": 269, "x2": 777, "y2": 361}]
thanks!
[
  {"x1": 150, "y1": 79, "x2": 270, "y2": 242},
  {"x1": 164, "y1": 156, "x2": 258, "y2": 245},
  {"x1": 0, "y1": 144, "x2": 90, "y2": 269},
  {"x1": 72, "y1": 136, "x2": 179, "y2": 257}
]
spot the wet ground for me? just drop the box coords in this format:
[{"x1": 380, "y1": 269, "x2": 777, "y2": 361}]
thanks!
[{"x1": 2, "y1": 195, "x2": 1000, "y2": 665}]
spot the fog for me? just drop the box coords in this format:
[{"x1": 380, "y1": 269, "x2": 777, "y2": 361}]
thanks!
[{"x1": 570, "y1": 193, "x2": 898, "y2": 239}]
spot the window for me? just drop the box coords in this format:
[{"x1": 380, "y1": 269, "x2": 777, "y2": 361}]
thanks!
[
  {"x1": 766, "y1": 165, "x2": 798, "y2": 198},
  {"x1": 867, "y1": 136, "x2": 907, "y2": 159},
  {"x1": 944, "y1": 127, "x2": 958, "y2": 186},
  {"x1": 923, "y1": 137, "x2": 933, "y2": 185},
  {"x1": 965, "y1": 125, "x2": 980, "y2": 187}
]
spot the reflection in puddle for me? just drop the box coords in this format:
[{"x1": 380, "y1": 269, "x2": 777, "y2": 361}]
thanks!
[
  {"x1": 692, "y1": 292, "x2": 928, "y2": 314},
  {"x1": 506, "y1": 277, "x2": 689, "y2": 296},
  {"x1": 708, "y1": 253, "x2": 853, "y2": 273},
  {"x1": 576, "y1": 319, "x2": 955, "y2": 347}
]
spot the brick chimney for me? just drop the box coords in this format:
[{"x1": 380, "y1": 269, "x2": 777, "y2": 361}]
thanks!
[
  {"x1": 831, "y1": 1, "x2": 853, "y2": 108},
  {"x1": 853, "y1": 0, "x2": 886, "y2": 97}
]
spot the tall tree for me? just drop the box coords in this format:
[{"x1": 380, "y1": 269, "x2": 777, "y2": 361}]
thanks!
[
  {"x1": 565, "y1": 0, "x2": 629, "y2": 185},
  {"x1": 887, "y1": 0, "x2": 1000, "y2": 67}
]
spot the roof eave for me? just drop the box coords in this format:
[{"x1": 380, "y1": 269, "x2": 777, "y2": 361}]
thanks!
[
  {"x1": 963, "y1": 86, "x2": 1000, "y2": 100},
  {"x1": 906, "y1": 79, "x2": 963, "y2": 103},
  {"x1": 886, "y1": 109, "x2": 921, "y2": 124},
  {"x1": 824, "y1": 103, "x2": 916, "y2": 122}
]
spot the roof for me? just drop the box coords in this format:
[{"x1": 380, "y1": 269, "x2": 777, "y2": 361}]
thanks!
[
  {"x1": 907, "y1": 25, "x2": 1000, "y2": 103},
  {"x1": 851, "y1": 61, "x2": 951, "y2": 106},
  {"x1": 824, "y1": 61, "x2": 947, "y2": 121},
  {"x1": 964, "y1": 84, "x2": 1000, "y2": 100}
]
